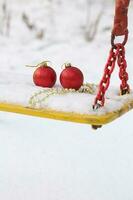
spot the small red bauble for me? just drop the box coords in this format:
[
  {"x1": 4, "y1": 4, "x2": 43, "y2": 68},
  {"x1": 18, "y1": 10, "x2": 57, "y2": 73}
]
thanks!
[
  {"x1": 33, "y1": 62, "x2": 56, "y2": 88},
  {"x1": 60, "y1": 63, "x2": 84, "y2": 90}
]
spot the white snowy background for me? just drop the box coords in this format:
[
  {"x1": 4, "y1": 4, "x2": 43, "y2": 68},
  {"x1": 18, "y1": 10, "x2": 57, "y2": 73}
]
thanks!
[{"x1": 0, "y1": 0, "x2": 133, "y2": 200}]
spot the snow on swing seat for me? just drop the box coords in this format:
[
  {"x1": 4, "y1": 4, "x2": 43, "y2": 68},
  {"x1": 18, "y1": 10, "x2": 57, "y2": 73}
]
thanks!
[{"x1": 0, "y1": 73, "x2": 133, "y2": 127}]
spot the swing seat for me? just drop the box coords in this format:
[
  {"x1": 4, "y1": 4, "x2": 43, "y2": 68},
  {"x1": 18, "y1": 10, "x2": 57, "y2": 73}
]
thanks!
[
  {"x1": 0, "y1": 99, "x2": 133, "y2": 128},
  {"x1": 0, "y1": 78, "x2": 133, "y2": 129}
]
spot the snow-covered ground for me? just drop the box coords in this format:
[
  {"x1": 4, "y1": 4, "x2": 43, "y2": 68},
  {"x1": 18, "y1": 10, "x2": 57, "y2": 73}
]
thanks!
[{"x1": 0, "y1": 0, "x2": 133, "y2": 200}]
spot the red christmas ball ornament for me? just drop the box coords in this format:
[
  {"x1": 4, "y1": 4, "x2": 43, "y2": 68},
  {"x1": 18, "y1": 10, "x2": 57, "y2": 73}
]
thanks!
[
  {"x1": 60, "y1": 63, "x2": 84, "y2": 90},
  {"x1": 32, "y1": 61, "x2": 56, "y2": 88}
]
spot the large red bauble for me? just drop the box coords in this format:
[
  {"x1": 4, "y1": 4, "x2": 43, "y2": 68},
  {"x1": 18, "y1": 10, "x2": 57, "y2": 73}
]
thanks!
[
  {"x1": 33, "y1": 65, "x2": 56, "y2": 88},
  {"x1": 60, "y1": 64, "x2": 84, "y2": 90}
]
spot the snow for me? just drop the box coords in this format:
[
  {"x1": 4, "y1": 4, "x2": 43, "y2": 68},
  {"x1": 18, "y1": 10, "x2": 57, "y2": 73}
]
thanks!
[
  {"x1": 0, "y1": 0, "x2": 133, "y2": 200},
  {"x1": 1, "y1": 111, "x2": 133, "y2": 200}
]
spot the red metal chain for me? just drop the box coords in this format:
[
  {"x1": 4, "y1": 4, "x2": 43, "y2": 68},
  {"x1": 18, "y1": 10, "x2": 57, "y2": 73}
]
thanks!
[
  {"x1": 93, "y1": 43, "x2": 130, "y2": 109},
  {"x1": 93, "y1": 47, "x2": 118, "y2": 109},
  {"x1": 93, "y1": 0, "x2": 130, "y2": 110},
  {"x1": 117, "y1": 43, "x2": 130, "y2": 95}
]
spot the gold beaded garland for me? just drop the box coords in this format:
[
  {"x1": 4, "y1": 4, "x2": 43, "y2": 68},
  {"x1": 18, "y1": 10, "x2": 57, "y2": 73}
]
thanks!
[{"x1": 29, "y1": 83, "x2": 97, "y2": 109}]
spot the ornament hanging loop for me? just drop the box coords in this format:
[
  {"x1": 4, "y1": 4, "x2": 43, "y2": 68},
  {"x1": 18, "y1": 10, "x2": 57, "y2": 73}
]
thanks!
[
  {"x1": 111, "y1": 30, "x2": 128, "y2": 49},
  {"x1": 26, "y1": 60, "x2": 52, "y2": 68},
  {"x1": 61, "y1": 62, "x2": 72, "y2": 69}
]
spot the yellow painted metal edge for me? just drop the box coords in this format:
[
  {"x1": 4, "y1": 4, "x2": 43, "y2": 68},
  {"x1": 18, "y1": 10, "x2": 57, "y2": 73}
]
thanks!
[{"x1": 0, "y1": 100, "x2": 133, "y2": 125}]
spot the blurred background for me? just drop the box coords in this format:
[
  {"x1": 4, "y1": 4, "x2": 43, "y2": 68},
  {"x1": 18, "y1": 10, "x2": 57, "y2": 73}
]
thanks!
[
  {"x1": 0, "y1": 1, "x2": 133, "y2": 200},
  {"x1": 0, "y1": 0, "x2": 133, "y2": 84},
  {"x1": 0, "y1": 0, "x2": 133, "y2": 82}
]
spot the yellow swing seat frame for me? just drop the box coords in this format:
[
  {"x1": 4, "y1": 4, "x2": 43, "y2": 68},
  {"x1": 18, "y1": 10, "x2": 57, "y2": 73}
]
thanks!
[{"x1": 0, "y1": 98, "x2": 133, "y2": 128}]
